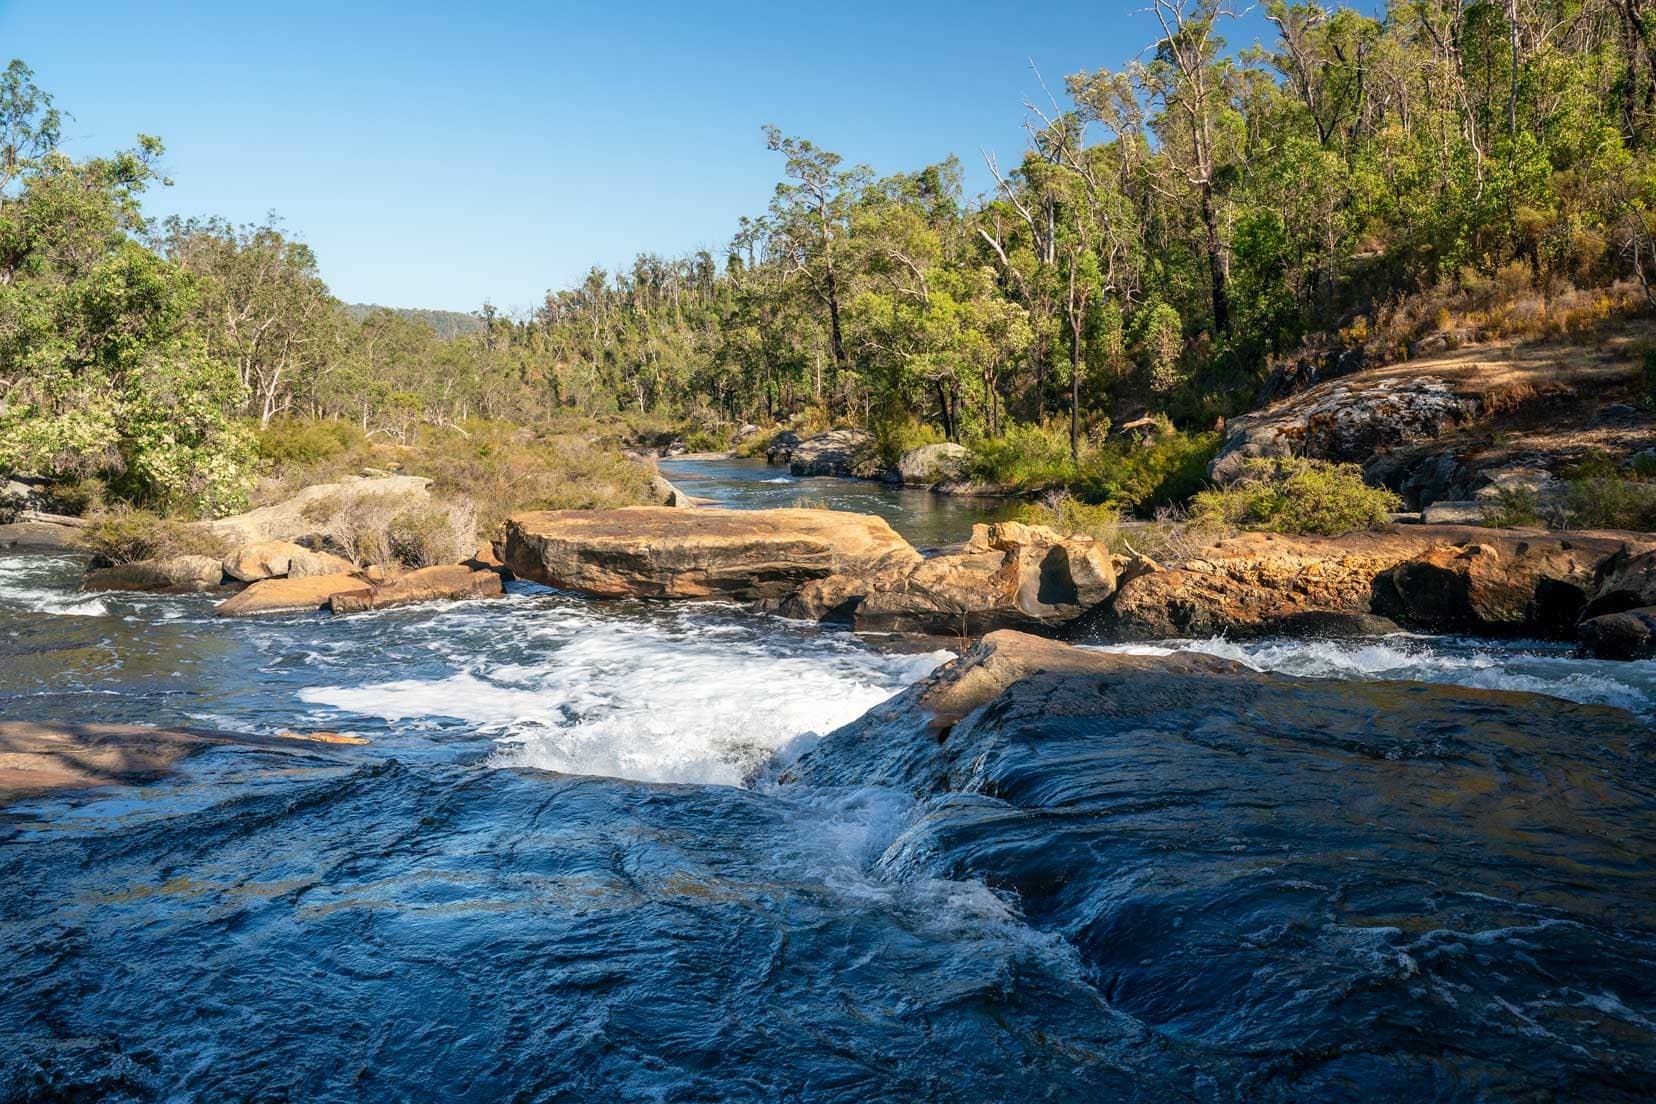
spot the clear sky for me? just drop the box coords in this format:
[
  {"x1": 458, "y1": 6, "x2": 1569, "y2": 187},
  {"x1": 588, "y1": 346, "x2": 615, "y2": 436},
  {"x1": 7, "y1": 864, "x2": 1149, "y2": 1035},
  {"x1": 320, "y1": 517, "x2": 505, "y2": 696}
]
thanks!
[{"x1": 0, "y1": 0, "x2": 1268, "y2": 314}]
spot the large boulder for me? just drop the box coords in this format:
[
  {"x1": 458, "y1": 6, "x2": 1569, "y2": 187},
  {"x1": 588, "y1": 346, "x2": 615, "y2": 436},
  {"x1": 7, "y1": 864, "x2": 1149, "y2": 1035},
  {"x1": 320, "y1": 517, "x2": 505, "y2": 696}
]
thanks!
[
  {"x1": 221, "y1": 540, "x2": 356, "y2": 583},
  {"x1": 788, "y1": 428, "x2": 872, "y2": 477},
  {"x1": 82, "y1": 555, "x2": 225, "y2": 594},
  {"x1": 214, "y1": 574, "x2": 373, "y2": 618},
  {"x1": 204, "y1": 475, "x2": 432, "y2": 546},
  {"x1": 1581, "y1": 548, "x2": 1656, "y2": 620},
  {"x1": 1578, "y1": 606, "x2": 1656, "y2": 660},
  {"x1": 778, "y1": 522, "x2": 1116, "y2": 636},
  {"x1": 1377, "y1": 537, "x2": 1614, "y2": 635},
  {"x1": 502, "y1": 506, "x2": 922, "y2": 601},
  {"x1": 647, "y1": 474, "x2": 695, "y2": 508},
  {"x1": 1210, "y1": 375, "x2": 1476, "y2": 483},
  {"x1": 329, "y1": 564, "x2": 504, "y2": 614},
  {"x1": 895, "y1": 442, "x2": 969, "y2": 486},
  {"x1": 765, "y1": 431, "x2": 802, "y2": 466}
]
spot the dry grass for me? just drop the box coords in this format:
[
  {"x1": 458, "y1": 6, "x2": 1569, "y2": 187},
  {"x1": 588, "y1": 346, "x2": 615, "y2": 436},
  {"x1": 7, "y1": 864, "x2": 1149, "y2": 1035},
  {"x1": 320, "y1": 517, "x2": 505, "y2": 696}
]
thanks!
[{"x1": 75, "y1": 507, "x2": 233, "y2": 565}]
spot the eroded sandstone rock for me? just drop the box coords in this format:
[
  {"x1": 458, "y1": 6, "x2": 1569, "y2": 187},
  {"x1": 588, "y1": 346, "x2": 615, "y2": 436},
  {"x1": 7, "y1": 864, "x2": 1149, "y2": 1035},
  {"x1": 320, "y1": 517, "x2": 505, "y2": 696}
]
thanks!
[
  {"x1": 1210, "y1": 375, "x2": 1477, "y2": 483},
  {"x1": 214, "y1": 573, "x2": 372, "y2": 617},
  {"x1": 329, "y1": 564, "x2": 504, "y2": 613},
  {"x1": 82, "y1": 555, "x2": 225, "y2": 594},
  {"x1": 503, "y1": 506, "x2": 922, "y2": 601},
  {"x1": 1087, "y1": 526, "x2": 1656, "y2": 641},
  {"x1": 779, "y1": 522, "x2": 1116, "y2": 636},
  {"x1": 222, "y1": 540, "x2": 356, "y2": 583}
]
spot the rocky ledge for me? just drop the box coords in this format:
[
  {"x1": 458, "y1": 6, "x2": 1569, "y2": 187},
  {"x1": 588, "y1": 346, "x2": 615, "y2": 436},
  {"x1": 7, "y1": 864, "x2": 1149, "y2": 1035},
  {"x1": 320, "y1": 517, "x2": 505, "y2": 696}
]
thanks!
[
  {"x1": 503, "y1": 506, "x2": 921, "y2": 601},
  {"x1": 1081, "y1": 524, "x2": 1656, "y2": 655},
  {"x1": 776, "y1": 520, "x2": 1123, "y2": 636}
]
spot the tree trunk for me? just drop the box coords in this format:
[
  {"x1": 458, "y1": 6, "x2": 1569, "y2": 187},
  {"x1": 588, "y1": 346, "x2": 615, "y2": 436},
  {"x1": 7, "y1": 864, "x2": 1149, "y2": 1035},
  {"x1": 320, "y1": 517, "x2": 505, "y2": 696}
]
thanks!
[
  {"x1": 935, "y1": 378, "x2": 956, "y2": 441},
  {"x1": 1070, "y1": 321, "x2": 1083, "y2": 463},
  {"x1": 1200, "y1": 182, "x2": 1231, "y2": 336}
]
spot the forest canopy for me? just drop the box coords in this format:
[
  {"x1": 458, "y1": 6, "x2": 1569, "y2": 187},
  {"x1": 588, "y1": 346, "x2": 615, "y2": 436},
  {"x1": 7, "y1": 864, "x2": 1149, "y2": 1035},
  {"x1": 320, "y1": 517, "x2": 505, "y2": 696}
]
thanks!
[{"x1": 2, "y1": 0, "x2": 1655, "y2": 515}]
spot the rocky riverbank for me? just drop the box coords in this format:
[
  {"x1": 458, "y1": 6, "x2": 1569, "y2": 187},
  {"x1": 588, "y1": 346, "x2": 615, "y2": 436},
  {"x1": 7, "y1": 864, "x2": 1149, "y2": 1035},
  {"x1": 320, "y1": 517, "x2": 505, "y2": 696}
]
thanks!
[{"x1": 499, "y1": 503, "x2": 1656, "y2": 657}]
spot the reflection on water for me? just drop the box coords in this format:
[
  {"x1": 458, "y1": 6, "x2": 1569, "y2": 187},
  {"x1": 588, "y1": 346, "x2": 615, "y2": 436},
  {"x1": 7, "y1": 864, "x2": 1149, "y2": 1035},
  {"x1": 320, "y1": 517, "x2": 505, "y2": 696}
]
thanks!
[{"x1": 661, "y1": 456, "x2": 1021, "y2": 548}]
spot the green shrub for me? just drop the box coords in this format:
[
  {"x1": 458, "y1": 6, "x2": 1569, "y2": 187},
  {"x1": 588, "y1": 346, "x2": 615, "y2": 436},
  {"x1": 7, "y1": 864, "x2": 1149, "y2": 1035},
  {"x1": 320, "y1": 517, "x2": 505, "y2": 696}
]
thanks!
[
  {"x1": 1481, "y1": 487, "x2": 1548, "y2": 528},
  {"x1": 76, "y1": 507, "x2": 231, "y2": 564},
  {"x1": 1565, "y1": 477, "x2": 1656, "y2": 531},
  {"x1": 1189, "y1": 458, "x2": 1401, "y2": 536},
  {"x1": 865, "y1": 415, "x2": 946, "y2": 472},
  {"x1": 1075, "y1": 429, "x2": 1220, "y2": 512},
  {"x1": 1016, "y1": 494, "x2": 1123, "y2": 545},
  {"x1": 684, "y1": 428, "x2": 731, "y2": 453},
  {"x1": 966, "y1": 422, "x2": 1074, "y2": 488},
  {"x1": 257, "y1": 418, "x2": 364, "y2": 465},
  {"x1": 730, "y1": 429, "x2": 777, "y2": 459}
]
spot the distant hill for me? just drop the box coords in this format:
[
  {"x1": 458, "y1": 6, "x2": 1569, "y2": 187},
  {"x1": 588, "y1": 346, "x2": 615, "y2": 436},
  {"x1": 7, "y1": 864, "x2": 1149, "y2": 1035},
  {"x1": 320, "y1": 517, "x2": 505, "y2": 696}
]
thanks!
[{"x1": 343, "y1": 303, "x2": 484, "y2": 340}]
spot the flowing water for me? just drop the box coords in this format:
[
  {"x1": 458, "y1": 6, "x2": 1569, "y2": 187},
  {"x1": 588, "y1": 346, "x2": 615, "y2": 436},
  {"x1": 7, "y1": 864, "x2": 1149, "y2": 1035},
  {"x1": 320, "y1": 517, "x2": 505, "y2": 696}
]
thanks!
[{"x1": 2, "y1": 471, "x2": 1654, "y2": 1100}]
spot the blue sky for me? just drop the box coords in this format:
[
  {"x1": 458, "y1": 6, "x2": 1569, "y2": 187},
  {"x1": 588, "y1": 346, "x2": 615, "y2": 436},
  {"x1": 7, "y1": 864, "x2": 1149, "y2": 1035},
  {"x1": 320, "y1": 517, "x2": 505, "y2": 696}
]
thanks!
[{"x1": 0, "y1": 0, "x2": 1271, "y2": 313}]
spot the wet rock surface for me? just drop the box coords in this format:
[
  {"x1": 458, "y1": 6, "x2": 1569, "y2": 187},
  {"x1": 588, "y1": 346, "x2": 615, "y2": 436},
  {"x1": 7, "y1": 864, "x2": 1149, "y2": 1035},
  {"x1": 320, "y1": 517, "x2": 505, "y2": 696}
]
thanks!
[{"x1": 787, "y1": 631, "x2": 1656, "y2": 1099}]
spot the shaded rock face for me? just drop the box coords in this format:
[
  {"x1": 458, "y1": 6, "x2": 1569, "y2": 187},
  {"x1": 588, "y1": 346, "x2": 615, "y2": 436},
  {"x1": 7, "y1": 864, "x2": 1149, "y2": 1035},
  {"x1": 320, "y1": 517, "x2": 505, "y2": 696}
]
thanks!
[
  {"x1": 1088, "y1": 525, "x2": 1656, "y2": 642},
  {"x1": 779, "y1": 522, "x2": 1116, "y2": 636},
  {"x1": 782, "y1": 632, "x2": 1656, "y2": 1097},
  {"x1": 765, "y1": 431, "x2": 802, "y2": 466},
  {"x1": 1376, "y1": 538, "x2": 1610, "y2": 635},
  {"x1": 214, "y1": 574, "x2": 372, "y2": 618},
  {"x1": 204, "y1": 475, "x2": 432, "y2": 546},
  {"x1": 788, "y1": 429, "x2": 872, "y2": 477},
  {"x1": 895, "y1": 442, "x2": 969, "y2": 486},
  {"x1": 328, "y1": 564, "x2": 504, "y2": 614},
  {"x1": 1582, "y1": 548, "x2": 1656, "y2": 620},
  {"x1": 82, "y1": 555, "x2": 225, "y2": 594},
  {"x1": 1210, "y1": 375, "x2": 1476, "y2": 483},
  {"x1": 503, "y1": 506, "x2": 922, "y2": 602},
  {"x1": 1579, "y1": 606, "x2": 1656, "y2": 660}
]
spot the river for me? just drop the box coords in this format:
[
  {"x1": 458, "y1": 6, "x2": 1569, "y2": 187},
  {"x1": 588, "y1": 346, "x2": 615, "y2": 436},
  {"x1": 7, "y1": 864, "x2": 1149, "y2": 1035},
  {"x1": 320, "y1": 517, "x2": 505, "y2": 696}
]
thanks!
[{"x1": 1, "y1": 461, "x2": 1653, "y2": 1101}]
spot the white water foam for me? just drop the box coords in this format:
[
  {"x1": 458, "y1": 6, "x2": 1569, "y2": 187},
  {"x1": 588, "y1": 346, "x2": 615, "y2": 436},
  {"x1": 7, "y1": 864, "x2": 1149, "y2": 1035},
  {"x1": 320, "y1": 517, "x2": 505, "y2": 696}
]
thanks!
[
  {"x1": 1090, "y1": 635, "x2": 1656, "y2": 714},
  {"x1": 299, "y1": 600, "x2": 951, "y2": 786},
  {"x1": 0, "y1": 555, "x2": 110, "y2": 617}
]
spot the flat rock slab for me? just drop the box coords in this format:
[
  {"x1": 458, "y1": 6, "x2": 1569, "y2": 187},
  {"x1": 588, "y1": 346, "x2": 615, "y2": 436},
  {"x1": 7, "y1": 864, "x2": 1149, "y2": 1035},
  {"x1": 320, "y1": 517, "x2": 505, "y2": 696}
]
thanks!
[
  {"x1": 329, "y1": 564, "x2": 504, "y2": 613},
  {"x1": 0, "y1": 721, "x2": 233, "y2": 803},
  {"x1": 504, "y1": 506, "x2": 922, "y2": 601},
  {"x1": 215, "y1": 573, "x2": 372, "y2": 617}
]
